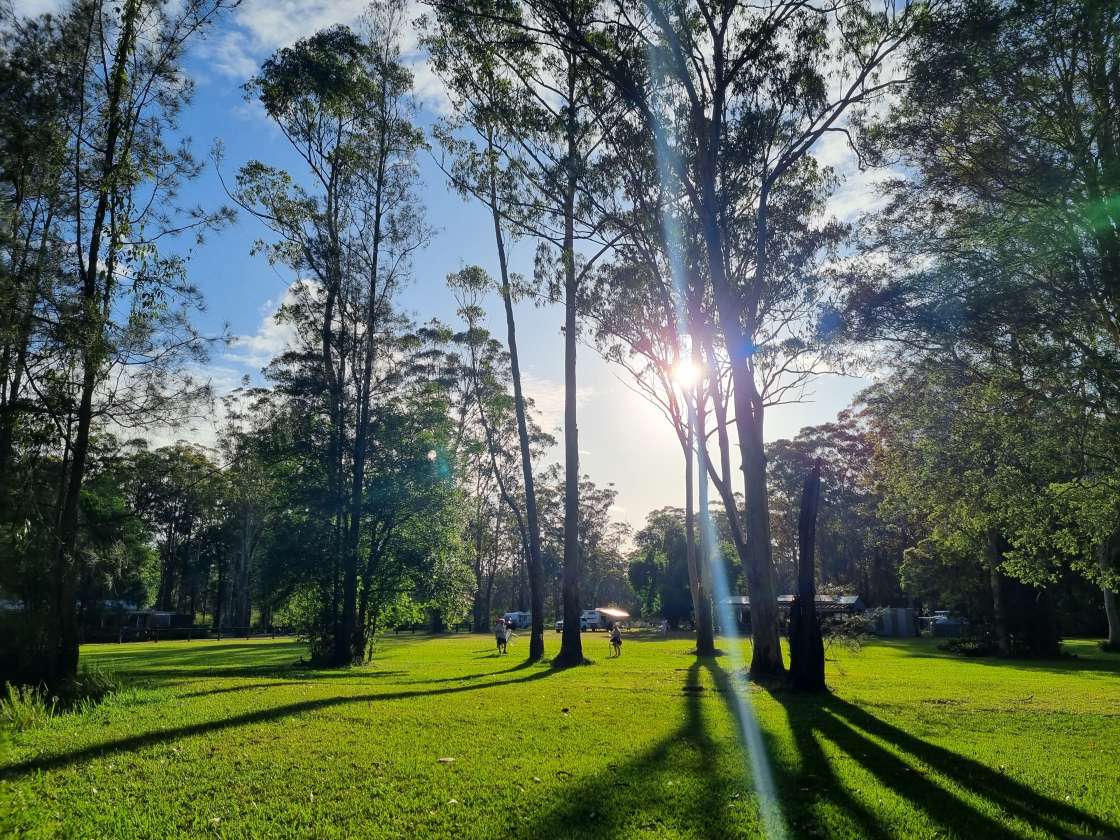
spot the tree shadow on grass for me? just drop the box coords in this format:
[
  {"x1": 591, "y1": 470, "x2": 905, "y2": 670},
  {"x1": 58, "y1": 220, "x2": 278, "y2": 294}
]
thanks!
[
  {"x1": 520, "y1": 662, "x2": 750, "y2": 840},
  {"x1": 166, "y1": 669, "x2": 416, "y2": 698},
  {"x1": 697, "y1": 662, "x2": 891, "y2": 840},
  {"x1": 742, "y1": 668, "x2": 1120, "y2": 840},
  {"x1": 173, "y1": 681, "x2": 298, "y2": 700},
  {"x1": 0, "y1": 667, "x2": 555, "y2": 782},
  {"x1": 414, "y1": 658, "x2": 539, "y2": 684}
]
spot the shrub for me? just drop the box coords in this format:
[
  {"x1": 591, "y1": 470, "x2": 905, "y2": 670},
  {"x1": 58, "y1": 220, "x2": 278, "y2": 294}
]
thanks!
[{"x1": 823, "y1": 610, "x2": 877, "y2": 653}]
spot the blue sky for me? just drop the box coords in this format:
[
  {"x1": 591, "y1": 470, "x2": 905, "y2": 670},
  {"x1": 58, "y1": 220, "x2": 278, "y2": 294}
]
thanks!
[{"x1": 16, "y1": 0, "x2": 877, "y2": 531}]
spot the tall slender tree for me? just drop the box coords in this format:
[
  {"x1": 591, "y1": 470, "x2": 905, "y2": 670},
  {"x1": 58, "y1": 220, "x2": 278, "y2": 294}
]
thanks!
[
  {"x1": 422, "y1": 14, "x2": 552, "y2": 655},
  {"x1": 534, "y1": 0, "x2": 920, "y2": 674},
  {"x1": 423, "y1": 0, "x2": 620, "y2": 665},
  {"x1": 231, "y1": 5, "x2": 429, "y2": 664}
]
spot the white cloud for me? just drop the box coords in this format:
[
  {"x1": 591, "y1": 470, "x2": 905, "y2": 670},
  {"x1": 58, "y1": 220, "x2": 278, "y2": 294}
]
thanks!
[
  {"x1": 241, "y1": 0, "x2": 370, "y2": 48},
  {"x1": 10, "y1": 0, "x2": 66, "y2": 16},
  {"x1": 825, "y1": 165, "x2": 894, "y2": 223},
  {"x1": 225, "y1": 284, "x2": 304, "y2": 370},
  {"x1": 811, "y1": 129, "x2": 855, "y2": 171},
  {"x1": 188, "y1": 0, "x2": 369, "y2": 86},
  {"x1": 810, "y1": 124, "x2": 899, "y2": 224},
  {"x1": 195, "y1": 27, "x2": 261, "y2": 81},
  {"x1": 520, "y1": 372, "x2": 592, "y2": 435},
  {"x1": 407, "y1": 55, "x2": 453, "y2": 116},
  {"x1": 192, "y1": 0, "x2": 453, "y2": 119}
]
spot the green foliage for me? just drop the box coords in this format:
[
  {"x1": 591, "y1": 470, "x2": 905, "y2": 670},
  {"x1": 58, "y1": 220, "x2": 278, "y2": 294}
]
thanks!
[
  {"x1": 629, "y1": 508, "x2": 693, "y2": 626},
  {"x1": 766, "y1": 410, "x2": 906, "y2": 605}
]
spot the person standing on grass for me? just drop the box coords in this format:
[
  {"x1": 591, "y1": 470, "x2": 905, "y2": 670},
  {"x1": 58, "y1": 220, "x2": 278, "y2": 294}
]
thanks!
[
  {"x1": 495, "y1": 619, "x2": 507, "y2": 654},
  {"x1": 610, "y1": 623, "x2": 622, "y2": 657}
]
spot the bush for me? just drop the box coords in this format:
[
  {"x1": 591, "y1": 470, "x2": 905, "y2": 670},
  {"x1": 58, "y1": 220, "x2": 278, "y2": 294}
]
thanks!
[
  {"x1": 823, "y1": 611, "x2": 877, "y2": 653},
  {"x1": 938, "y1": 637, "x2": 997, "y2": 657}
]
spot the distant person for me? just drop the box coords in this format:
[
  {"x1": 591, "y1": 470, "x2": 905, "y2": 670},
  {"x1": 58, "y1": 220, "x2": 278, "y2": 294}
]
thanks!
[
  {"x1": 495, "y1": 620, "x2": 508, "y2": 655},
  {"x1": 660, "y1": 618, "x2": 670, "y2": 636},
  {"x1": 610, "y1": 623, "x2": 622, "y2": 657}
]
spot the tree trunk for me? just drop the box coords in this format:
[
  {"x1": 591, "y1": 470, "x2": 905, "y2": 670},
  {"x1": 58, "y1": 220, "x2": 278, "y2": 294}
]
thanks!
[
  {"x1": 46, "y1": 0, "x2": 142, "y2": 685},
  {"x1": 1096, "y1": 523, "x2": 1120, "y2": 649},
  {"x1": 485, "y1": 132, "x2": 545, "y2": 659},
  {"x1": 985, "y1": 528, "x2": 1011, "y2": 656},
  {"x1": 698, "y1": 190, "x2": 783, "y2": 676},
  {"x1": 472, "y1": 504, "x2": 490, "y2": 636},
  {"x1": 692, "y1": 370, "x2": 715, "y2": 656},
  {"x1": 1102, "y1": 587, "x2": 1120, "y2": 649},
  {"x1": 684, "y1": 423, "x2": 700, "y2": 627},
  {"x1": 214, "y1": 556, "x2": 225, "y2": 630},
  {"x1": 555, "y1": 50, "x2": 583, "y2": 668},
  {"x1": 789, "y1": 461, "x2": 826, "y2": 692},
  {"x1": 337, "y1": 107, "x2": 389, "y2": 667}
]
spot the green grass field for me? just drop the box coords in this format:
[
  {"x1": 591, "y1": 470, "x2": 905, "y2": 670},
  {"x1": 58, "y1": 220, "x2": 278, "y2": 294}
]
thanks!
[{"x1": 2, "y1": 632, "x2": 1118, "y2": 839}]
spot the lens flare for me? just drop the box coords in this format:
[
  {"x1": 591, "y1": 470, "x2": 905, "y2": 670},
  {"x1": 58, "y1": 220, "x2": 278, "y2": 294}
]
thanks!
[
  {"x1": 672, "y1": 360, "x2": 700, "y2": 386},
  {"x1": 700, "y1": 496, "x2": 787, "y2": 840},
  {"x1": 645, "y1": 41, "x2": 786, "y2": 837}
]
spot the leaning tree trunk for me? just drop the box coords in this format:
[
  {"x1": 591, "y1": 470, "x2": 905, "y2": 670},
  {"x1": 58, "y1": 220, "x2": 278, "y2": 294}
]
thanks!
[
  {"x1": 789, "y1": 461, "x2": 826, "y2": 692},
  {"x1": 486, "y1": 131, "x2": 546, "y2": 661}
]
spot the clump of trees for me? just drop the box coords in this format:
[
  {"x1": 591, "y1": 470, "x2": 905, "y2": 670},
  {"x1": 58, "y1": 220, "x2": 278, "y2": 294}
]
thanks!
[{"x1": 0, "y1": 0, "x2": 237, "y2": 684}]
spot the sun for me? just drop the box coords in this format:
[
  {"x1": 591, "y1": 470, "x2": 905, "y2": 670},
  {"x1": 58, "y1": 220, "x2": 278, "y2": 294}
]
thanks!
[{"x1": 671, "y1": 360, "x2": 700, "y2": 387}]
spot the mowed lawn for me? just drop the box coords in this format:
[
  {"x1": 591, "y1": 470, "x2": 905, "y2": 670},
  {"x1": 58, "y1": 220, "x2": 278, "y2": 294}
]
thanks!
[{"x1": 1, "y1": 633, "x2": 1118, "y2": 839}]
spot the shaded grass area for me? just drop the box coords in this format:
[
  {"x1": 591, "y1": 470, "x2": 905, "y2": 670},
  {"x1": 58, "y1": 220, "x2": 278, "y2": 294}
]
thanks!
[{"x1": 1, "y1": 634, "x2": 1118, "y2": 838}]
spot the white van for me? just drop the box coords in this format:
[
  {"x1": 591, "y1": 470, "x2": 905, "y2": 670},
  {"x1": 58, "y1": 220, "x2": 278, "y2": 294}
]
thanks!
[
  {"x1": 502, "y1": 611, "x2": 532, "y2": 629},
  {"x1": 554, "y1": 608, "x2": 628, "y2": 632}
]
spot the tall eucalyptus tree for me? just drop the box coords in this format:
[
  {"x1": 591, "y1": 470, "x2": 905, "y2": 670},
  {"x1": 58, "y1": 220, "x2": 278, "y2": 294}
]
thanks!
[
  {"x1": 529, "y1": 0, "x2": 922, "y2": 674},
  {"x1": 1, "y1": 0, "x2": 234, "y2": 682},
  {"x1": 423, "y1": 0, "x2": 622, "y2": 664},
  {"x1": 231, "y1": 3, "x2": 430, "y2": 664}
]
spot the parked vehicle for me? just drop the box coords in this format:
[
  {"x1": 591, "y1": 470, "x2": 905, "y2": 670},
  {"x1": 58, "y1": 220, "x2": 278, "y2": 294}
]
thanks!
[
  {"x1": 503, "y1": 611, "x2": 532, "y2": 629},
  {"x1": 919, "y1": 610, "x2": 967, "y2": 637},
  {"x1": 554, "y1": 608, "x2": 630, "y2": 633}
]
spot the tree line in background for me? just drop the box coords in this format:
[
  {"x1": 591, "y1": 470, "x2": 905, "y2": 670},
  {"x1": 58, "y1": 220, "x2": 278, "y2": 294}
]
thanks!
[{"x1": 2, "y1": 0, "x2": 1118, "y2": 687}]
